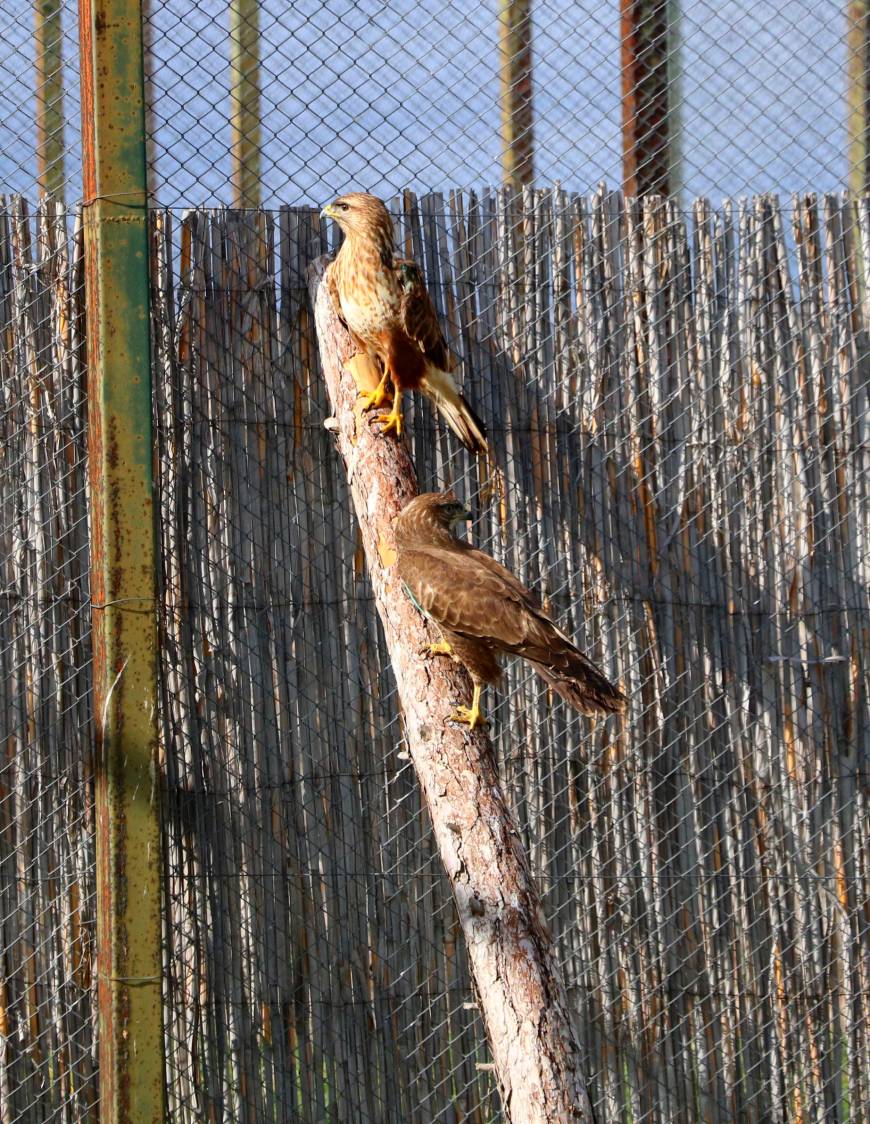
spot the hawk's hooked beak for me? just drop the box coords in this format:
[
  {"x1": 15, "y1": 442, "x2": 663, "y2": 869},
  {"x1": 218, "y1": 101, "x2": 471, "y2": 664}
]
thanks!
[
  {"x1": 320, "y1": 203, "x2": 336, "y2": 220},
  {"x1": 451, "y1": 507, "x2": 473, "y2": 526}
]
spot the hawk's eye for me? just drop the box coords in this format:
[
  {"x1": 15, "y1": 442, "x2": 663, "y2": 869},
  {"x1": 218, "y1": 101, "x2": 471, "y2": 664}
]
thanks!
[{"x1": 337, "y1": 202, "x2": 349, "y2": 212}]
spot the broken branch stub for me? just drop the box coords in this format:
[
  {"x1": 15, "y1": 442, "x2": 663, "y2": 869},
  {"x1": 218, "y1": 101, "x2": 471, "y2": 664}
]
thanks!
[{"x1": 309, "y1": 254, "x2": 594, "y2": 1123}]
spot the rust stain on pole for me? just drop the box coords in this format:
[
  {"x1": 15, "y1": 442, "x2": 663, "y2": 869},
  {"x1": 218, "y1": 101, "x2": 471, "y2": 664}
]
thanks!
[
  {"x1": 78, "y1": 0, "x2": 165, "y2": 1119},
  {"x1": 499, "y1": 0, "x2": 534, "y2": 189},
  {"x1": 621, "y1": 0, "x2": 672, "y2": 196}
]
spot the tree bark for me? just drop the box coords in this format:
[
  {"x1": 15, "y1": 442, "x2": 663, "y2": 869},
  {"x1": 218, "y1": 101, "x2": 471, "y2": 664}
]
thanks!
[{"x1": 309, "y1": 255, "x2": 595, "y2": 1123}]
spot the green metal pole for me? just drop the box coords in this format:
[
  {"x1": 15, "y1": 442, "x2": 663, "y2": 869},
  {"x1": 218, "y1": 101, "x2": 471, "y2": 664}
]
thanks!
[
  {"x1": 229, "y1": 0, "x2": 261, "y2": 207},
  {"x1": 847, "y1": 1, "x2": 870, "y2": 197},
  {"x1": 78, "y1": 0, "x2": 165, "y2": 1120},
  {"x1": 34, "y1": 0, "x2": 65, "y2": 198},
  {"x1": 498, "y1": 0, "x2": 534, "y2": 189}
]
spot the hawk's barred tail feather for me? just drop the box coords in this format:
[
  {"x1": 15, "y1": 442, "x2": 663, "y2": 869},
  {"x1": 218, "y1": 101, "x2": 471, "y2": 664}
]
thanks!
[
  {"x1": 420, "y1": 367, "x2": 489, "y2": 455},
  {"x1": 528, "y1": 656, "x2": 627, "y2": 717},
  {"x1": 455, "y1": 392, "x2": 488, "y2": 454}
]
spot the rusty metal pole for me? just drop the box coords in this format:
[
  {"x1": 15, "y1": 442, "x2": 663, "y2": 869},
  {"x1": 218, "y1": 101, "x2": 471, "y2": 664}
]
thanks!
[
  {"x1": 499, "y1": 0, "x2": 534, "y2": 189},
  {"x1": 229, "y1": 0, "x2": 262, "y2": 207},
  {"x1": 847, "y1": 1, "x2": 870, "y2": 197},
  {"x1": 78, "y1": 0, "x2": 165, "y2": 1119},
  {"x1": 34, "y1": 0, "x2": 65, "y2": 199},
  {"x1": 621, "y1": 0, "x2": 672, "y2": 196}
]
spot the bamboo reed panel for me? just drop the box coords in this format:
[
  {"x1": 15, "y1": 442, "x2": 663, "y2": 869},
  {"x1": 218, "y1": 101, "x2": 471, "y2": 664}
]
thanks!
[
  {"x1": 1, "y1": 189, "x2": 868, "y2": 1122},
  {"x1": 0, "y1": 198, "x2": 96, "y2": 1121}
]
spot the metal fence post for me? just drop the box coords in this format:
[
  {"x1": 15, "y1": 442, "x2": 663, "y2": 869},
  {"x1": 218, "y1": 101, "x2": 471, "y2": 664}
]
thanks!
[
  {"x1": 78, "y1": 0, "x2": 165, "y2": 1119},
  {"x1": 230, "y1": 0, "x2": 262, "y2": 207},
  {"x1": 499, "y1": 0, "x2": 534, "y2": 188},
  {"x1": 847, "y1": 2, "x2": 870, "y2": 196},
  {"x1": 34, "y1": 0, "x2": 65, "y2": 198},
  {"x1": 621, "y1": 0, "x2": 672, "y2": 195}
]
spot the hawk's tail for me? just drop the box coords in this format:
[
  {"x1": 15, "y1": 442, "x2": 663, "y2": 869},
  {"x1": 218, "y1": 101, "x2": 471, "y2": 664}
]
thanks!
[
  {"x1": 528, "y1": 652, "x2": 627, "y2": 717},
  {"x1": 421, "y1": 367, "x2": 488, "y2": 455}
]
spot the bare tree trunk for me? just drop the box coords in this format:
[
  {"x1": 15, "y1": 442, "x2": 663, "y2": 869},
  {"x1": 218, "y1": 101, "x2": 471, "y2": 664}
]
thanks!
[{"x1": 309, "y1": 256, "x2": 594, "y2": 1123}]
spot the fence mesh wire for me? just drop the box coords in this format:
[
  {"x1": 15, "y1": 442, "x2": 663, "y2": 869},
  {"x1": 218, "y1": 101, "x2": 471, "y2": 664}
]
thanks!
[{"x1": 1, "y1": 2, "x2": 869, "y2": 1122}]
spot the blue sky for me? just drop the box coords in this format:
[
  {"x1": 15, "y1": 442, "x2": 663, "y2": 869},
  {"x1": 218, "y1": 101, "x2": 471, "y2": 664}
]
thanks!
[{"x1": 0, "y1": 0, "x2": 851, "y2": 206}]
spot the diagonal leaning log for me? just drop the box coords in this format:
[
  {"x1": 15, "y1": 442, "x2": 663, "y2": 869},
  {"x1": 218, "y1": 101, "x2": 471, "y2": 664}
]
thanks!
[{"x1": 310, "y1": 254, "x2": 594, "y2": 1123}]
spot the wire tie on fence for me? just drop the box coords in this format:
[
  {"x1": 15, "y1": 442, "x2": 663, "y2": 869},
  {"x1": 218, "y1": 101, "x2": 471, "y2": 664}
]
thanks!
[
  {"x1": 105, "y1": 973, "x2": 161, "y2": 986},
  {"x1": 81, "y1": 192, "x2": 148, "y2": 210},
  {"x1": 91, "y1": 595, "x2": 156, "y2": 611}
]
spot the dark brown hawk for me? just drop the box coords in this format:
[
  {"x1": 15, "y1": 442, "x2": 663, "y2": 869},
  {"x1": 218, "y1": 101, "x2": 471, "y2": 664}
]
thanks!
[
  {"x1": 321, "y1": 192, "x2": 487, "y2": 454},
  {"x1": 395, "y1": 492, "x2": 627, "y2": 728}
]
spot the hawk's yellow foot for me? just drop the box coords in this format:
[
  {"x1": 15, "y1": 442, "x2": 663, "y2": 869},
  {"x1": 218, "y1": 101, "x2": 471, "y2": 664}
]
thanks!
[
  {"x1": 376, "y1": 395, "x2": 404, "y2": 437},
  {"x1": 358, "y1": 368, "x2": 390, "y2": 410},
  {"x1": 450, "y1": 685, "x2": 489, "y2": 729},
  {"x1": 427, "y1": 640, "x2": 453, "y2": 656}
]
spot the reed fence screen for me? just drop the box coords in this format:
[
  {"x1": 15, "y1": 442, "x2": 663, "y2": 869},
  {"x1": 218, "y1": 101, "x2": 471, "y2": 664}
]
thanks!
[
  {"x1": 0, "y1": 199, "x2": 95, "y2": 1119},
  {"x1": 2, "y1": 186, "x2": 868, "y2": 1121}
]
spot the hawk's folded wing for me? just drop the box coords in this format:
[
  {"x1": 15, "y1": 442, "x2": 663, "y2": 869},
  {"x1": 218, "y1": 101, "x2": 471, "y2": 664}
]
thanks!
[
  {"x1": 399, "y1": 544, "x2": 559, "y2": 659},
  {"x1": 399, "y1": 543, "x2": 626, "y2": 714},
  {"x1": 393, "y1": 259, "x2": 452, "y2": 371}
]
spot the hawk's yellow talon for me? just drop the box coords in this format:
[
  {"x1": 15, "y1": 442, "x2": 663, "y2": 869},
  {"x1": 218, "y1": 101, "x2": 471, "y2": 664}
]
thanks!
[
  {"x1": 359, "y1": 370, "x2": 390, "y2": 410},
  {"x1": 450, "y1": 685, "x2": 488, "y2": 729},
  {"x1": 450, "y1": 704, "x2": 489, "y2": 730},
  {"x1": 427, "y1": 640, "x2": 453, "y2": 656},
  {"x1": 377, "y1": 398, "x2": 403, "y2": 437}
]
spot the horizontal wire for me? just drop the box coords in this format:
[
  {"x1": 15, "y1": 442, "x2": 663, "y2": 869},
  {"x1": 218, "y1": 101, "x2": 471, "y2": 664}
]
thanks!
[{"x1": 3, "y1": 587, "x2": 867, "y2": 617}]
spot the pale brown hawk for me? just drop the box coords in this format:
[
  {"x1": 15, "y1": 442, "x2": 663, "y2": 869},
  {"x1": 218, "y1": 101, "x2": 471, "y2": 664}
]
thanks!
[{"x1": 321, "y1": 192, "x2": 487, "y2": 453}]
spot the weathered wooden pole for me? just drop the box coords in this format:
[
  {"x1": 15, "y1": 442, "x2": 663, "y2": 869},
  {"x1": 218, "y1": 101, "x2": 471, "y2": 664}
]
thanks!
[
  {"x1": 847, "y1": 2, "x2": 870, "y2": 196},
  {"x1": 499, "y1": 0, "x2": 535, "y2": 189},
  {"x1": 79, "y1": 0, "x2": 165, "y2": 1118},
  {"x1": 310, "y1": 255, "x2": 594, "y2": 1123},
  {"x1": 229, "y1": 0, "x2": 261, "y2": 207},
  {"x1": 34, "y1": 0, "x2": 65, "y2": 198},
  {"x1": 621, "y1": 0, "x2": 672, "y2": 196}
]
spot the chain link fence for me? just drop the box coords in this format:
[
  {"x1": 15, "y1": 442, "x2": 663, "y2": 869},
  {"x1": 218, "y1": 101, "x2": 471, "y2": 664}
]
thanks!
[{"x1": 1, "y1": 2, "x2": 869, "y2": 1122}]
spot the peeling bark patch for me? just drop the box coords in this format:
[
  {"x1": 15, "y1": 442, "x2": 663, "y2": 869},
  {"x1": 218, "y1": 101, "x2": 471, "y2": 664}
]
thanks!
[{"x1": 376, "y1": 536, "x2": 397, "y2": 569}]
